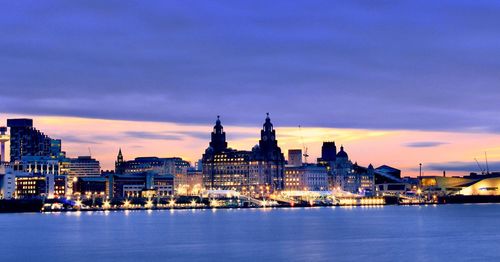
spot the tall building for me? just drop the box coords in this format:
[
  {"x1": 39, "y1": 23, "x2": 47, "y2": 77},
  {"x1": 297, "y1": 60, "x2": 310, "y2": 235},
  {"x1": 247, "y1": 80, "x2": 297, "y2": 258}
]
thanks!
[
  {"x1": 50, "y1": 139, "x2": 64, "y2": 159},
  {"x1": 7, "y1": 119, "x2": 56, "y2": 162},
  {"x1": 317, "y1": 141, "x2": 337, "y2": 189},
  {"x1": 288, "y1": 149, "x2": 303, "y2": 166},
  {"x1": 317, "y1": 141, "x2": 337, "y2": 164},
  {"x1": 0, "y1": 127, "x2": 9, "y2": 162},
  {"x1": 253, "y1": 113, "x2": 286, "y2": 190},
  {"x1": 202, "y1": 114, "x2": 285, "y2": 194}
]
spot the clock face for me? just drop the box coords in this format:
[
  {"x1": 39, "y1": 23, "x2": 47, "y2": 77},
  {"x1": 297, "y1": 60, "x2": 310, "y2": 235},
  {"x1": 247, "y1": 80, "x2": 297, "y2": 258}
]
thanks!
[
  {"x1": 271, "y1": 136, "x2": 275, "y2": 140},
  {"x1": 263, "y1": 136, "x2": 268, "y2": 141}
]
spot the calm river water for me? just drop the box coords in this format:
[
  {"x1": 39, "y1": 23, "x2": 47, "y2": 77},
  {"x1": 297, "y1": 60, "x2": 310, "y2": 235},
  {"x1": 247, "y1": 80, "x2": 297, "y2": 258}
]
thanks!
[{"x1": 1, "y1": 204, "x2": 499, "y2": 261}]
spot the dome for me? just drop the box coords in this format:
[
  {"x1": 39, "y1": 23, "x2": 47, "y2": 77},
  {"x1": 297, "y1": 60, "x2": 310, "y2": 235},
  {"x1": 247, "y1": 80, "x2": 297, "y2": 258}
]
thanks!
[{"x1": 336, "y1": 145, "x2": 348, "y2": 159}]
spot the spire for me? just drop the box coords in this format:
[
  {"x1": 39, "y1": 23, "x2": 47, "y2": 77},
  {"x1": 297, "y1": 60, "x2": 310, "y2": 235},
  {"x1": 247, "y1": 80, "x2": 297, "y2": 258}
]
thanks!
[
  {"x1": 115, "y1": 148, "x2": 124, "y2": 173},
  {"x1": 117, "y1": 148, "x2": 123, "y2": 163}
]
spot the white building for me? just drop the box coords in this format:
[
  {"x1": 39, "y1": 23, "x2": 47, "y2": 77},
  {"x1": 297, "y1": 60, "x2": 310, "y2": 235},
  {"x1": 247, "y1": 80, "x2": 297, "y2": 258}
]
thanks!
[{"x1": 0, "y1": 164, "x2": 15, "y2": 199}]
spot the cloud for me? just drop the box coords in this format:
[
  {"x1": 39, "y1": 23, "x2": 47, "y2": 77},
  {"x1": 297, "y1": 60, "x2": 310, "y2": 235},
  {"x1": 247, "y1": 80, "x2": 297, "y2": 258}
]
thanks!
[
  {"x1": 404, "y1": 141, "x2": 449, "y2": 148},
  {"x1": 423, "y1": 161, "x2": 500, "y2": 173},
  {"x1": 57, "y1": 135, "x2": 100, "y2": 145},
  {"x1": 1, "y1": 1, "x2": 500, "y2": 133},
  {"x1": 175, "y1": 131, "x2": 210, "y2": 140},
  {"x1": 123, "y1": 131, "x2": 182, "y2": 141}
]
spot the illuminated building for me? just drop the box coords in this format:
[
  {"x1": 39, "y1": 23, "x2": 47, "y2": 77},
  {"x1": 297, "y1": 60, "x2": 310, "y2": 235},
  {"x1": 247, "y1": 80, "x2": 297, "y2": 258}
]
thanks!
[
  {"x1": 7, "y1": 119, "x2": 59, "y2": 162},
  {"x1": 13, "y1": 156, "x2": 60, "y2": 176},
  {"x1": 331, "y1": 146, "x2": 375, "y2": 195},
  {"x1": 74, "y1": 176, "x2": 108, "y2": 196},
  {"x1": 352, "y1": 163, "x2": 375, "y2": 195},
  {"x1": 53, "y1": 176, "x2": 67, "y2": 197},
  {"x1": 175, "y1": 168, "x2": 203, "y2": 195},
  {"x1": 10, "y1": 156, "x2": 59, "y2": 198},
  {"x1": 64, "y1": 156, "x2": 101, "y2": 177},
  {"x1": 202, "y1": 114, "x2": 285, "y2": 194},
  {"x1": 420, "y1": 176, "x2": 477, "y2": 196},
  {"x1": 115, "y1": 150, "x2": 190, "y2": 177},
  {"x1": 108, "y1": 172, "x2": 174, "y2": 198},
  {"x1": 15, "y1": 174, "x2": 54, "y2": 199},
  {"x1": 332, "y1": 145, "x2": 352, "y2": 190},
  {"x1": 457, "y1": 177, "x2": 500, "y2": 195},
  {"x1": 414, "y1": 175, "x2": 500, "y2": 197},
  {"x1": 284, "y1": 164, "x2": 328, "y2": 191}
]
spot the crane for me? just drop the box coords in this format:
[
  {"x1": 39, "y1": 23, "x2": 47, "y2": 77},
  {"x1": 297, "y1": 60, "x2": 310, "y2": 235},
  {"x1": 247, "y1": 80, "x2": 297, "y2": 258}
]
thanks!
[
  {"x1": 298, "y1": 125, "x2": 309, "y2": 164},
  {"x1": 474, "y1": 158, "x2": 485, "y2": 175},
  {"x1": 485, "y1": 152, "x2": 490, "y2": 175}
]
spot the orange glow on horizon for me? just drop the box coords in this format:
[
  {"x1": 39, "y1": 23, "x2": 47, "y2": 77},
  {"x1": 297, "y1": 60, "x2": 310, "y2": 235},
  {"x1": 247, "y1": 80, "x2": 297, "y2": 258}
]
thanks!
[{"x1": 1, "y1": 114, "x2": 500, "y2": 177}]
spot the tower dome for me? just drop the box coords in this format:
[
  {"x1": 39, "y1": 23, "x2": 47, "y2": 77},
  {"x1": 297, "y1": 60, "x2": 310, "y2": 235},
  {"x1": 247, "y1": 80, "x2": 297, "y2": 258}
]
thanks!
[{"x1": 336, "y1": 145, "x2": 348, "y2": 159}]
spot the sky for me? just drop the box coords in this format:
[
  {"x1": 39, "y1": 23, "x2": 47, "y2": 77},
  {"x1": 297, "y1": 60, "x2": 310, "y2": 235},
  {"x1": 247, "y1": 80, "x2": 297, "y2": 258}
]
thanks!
[{"x1": 1, "y1": 1, "x2": 500, "y2": 176}]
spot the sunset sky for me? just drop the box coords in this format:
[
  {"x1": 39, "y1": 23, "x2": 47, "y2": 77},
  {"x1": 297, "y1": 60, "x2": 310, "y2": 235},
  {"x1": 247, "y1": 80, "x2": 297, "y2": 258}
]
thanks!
[
  {"x1": 1, "y1": 114, "x2": 499, "y2": 177},
  {"x1": 1, "y1": 1, "x2": 500, "y2": 176}
]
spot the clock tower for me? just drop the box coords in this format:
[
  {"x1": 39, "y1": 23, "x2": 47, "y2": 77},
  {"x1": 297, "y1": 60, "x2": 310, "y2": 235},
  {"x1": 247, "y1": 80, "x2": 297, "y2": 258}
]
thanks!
[
  {"x1": 209, "y1": 115, "x2": 228, "y2": 154},
  {"x1": 259, "y1": 113, "x2": 278, "y2": 154}
]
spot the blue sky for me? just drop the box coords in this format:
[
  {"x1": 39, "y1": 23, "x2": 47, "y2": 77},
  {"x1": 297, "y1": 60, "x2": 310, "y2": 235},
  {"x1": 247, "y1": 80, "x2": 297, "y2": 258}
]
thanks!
[
  {"x1": 1, "y1": 1, "x2": 500, "y2": 174},
  {"x1": 1, "y1": 1, "x2": 500, "y2": 132}
]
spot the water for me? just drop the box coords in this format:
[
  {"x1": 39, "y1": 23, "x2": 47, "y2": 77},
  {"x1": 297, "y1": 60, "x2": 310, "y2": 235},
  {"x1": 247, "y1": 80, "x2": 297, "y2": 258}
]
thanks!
[{"x1": 1, "y1": 204, "x2": 499, "y2": 262}]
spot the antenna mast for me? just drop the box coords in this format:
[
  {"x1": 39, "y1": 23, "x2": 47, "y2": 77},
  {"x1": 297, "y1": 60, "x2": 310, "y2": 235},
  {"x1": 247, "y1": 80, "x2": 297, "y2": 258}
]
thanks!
[
  {"x1": 485, "y1": 152, "x2": 490, "y2": 175},
  {"x1": 298, "y1": 125, "x2": 309, "y2": 164}
]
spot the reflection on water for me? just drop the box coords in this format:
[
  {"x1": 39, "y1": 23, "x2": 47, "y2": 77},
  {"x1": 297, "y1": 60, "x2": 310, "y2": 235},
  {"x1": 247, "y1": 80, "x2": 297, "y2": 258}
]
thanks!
[{"x1": 1, "y1": 204, "x2": 500, "y2": 262}]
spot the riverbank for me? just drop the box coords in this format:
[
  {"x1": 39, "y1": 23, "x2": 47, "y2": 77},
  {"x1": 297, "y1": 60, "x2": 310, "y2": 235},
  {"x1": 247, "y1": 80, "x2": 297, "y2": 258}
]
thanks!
[{"x1": 3, "y1": 195, "x2": 500, "y2": 213}]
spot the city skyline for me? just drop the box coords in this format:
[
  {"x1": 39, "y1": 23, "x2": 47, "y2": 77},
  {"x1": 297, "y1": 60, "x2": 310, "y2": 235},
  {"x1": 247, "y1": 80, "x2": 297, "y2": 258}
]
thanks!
[
  {"x1": 2, "y1": 1, "x2": 500, "y2": 180},
  {"x1": 2, "y1": 2, "x2": 500, "y2": 261},
  {"x1": 1, "y1": 114, "x2": 499, "y2": 177}
]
